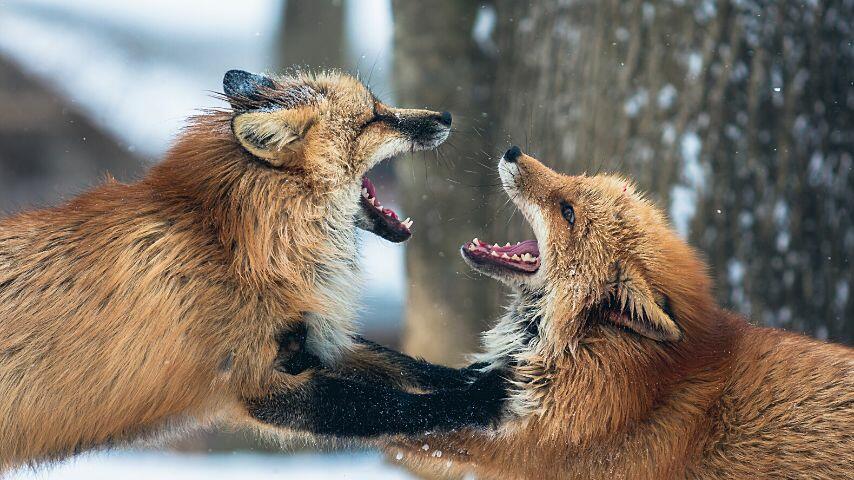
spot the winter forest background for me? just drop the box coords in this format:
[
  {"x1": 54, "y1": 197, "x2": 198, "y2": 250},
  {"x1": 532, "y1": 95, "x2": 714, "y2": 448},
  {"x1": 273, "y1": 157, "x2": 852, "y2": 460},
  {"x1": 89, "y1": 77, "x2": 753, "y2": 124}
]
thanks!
[{"x1": 0, "y1": 0, "x2": 851, "y2": 478}]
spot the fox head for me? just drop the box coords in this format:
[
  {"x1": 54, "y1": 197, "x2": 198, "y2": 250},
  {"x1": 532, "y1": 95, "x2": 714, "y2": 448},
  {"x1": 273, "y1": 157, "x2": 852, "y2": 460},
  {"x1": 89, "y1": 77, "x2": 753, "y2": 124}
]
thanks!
[
  {"x1": 462, "y1": 147, "x2": 717, "y2": 349},
  {"x1": 219, "y1": 69, "x2": 451, "y2": 243},
  {"x1": 152, "y1": 70, "x2": 451, "y2": 289},
  {"x1": 223, "y1": 70, "x2": 451, "y2": 242}
]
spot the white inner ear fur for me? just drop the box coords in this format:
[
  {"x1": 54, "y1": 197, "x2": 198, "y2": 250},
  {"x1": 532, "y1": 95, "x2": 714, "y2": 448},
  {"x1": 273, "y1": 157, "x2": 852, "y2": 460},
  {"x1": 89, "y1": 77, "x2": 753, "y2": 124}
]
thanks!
[{"x1": 233, "y1": 112, "x2": 302, "y2": 166}]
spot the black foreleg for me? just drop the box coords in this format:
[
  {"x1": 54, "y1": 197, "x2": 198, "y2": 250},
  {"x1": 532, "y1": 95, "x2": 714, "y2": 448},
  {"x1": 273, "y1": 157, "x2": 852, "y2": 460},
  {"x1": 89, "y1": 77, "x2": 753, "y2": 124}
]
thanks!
[{"x1": 246, "y1": 368, "x2": 506, "y2": 438}]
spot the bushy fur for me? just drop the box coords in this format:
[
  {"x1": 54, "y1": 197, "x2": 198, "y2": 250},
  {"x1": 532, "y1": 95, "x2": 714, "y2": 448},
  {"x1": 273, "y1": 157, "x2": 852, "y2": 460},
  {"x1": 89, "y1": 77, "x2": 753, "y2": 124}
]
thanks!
[
  {"x1": 391, "y1": 151, "x2": 853, "y2": 479},
  {"x1": 0, "y1": 70, "x2": 448, "y2": 470}
]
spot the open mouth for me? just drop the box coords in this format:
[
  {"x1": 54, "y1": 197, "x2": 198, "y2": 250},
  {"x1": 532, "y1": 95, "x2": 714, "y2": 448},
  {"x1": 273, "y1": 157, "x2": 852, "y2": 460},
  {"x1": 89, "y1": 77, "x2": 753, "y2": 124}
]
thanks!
[
  {"x1": 461, "y1": 238, "x2": 540, "y2": 275},
  {"x1": 357, "y1": 177, "x2": 413, "y2": 243}
]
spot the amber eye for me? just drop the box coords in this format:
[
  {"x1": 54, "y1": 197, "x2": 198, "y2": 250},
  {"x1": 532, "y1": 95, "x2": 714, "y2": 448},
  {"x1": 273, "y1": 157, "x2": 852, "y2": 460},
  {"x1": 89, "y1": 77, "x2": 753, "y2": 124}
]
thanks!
[{"x1": 560, "y1": 201, "x2": 575, "y2": 226}]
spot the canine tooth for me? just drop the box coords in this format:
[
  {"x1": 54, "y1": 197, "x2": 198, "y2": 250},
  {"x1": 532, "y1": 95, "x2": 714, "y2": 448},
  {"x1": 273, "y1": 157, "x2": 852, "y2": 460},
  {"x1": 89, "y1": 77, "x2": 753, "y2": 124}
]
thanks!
[
  {"x1": 522, "y1": 253, "x2": 533, "y2": 262},
  {"x1": 501, "y1": 253, "x2": 510, "y2": 259},
  {"x1": 473, "y1": 237, "x2": 480, "y2": 245},
  {"x1": 407, "y1": 219, "x2": 414, "y2": 228},
  {"x1": 362, "y1": 188, "x2": 369, "y2": 198},
  {"x1": 491, "y1": 251, "x2": 500, "y2": 257},
  {"x1": 493, "y1": 243, "x2": 499, "y2": 248},
  {"x1": 505, "y1": 243, "x2": 511, "y2": 247},
  {"x1": 512, "y1": 254, "x2": 521, "y2": 261},
  {"x1": 468, "y1": 244, "x2": 476, "y2": 251}
]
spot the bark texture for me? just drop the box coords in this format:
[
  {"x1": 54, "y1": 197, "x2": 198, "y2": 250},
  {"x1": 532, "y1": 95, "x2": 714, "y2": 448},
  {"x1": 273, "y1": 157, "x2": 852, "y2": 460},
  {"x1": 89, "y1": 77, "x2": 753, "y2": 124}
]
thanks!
[
  {"x1": 491, "y1": 0, "x2": 852, "y2": 343},
  {"x1": 394, "y1": 0, "x2": 853, "y2": 356},
  {"x1": 392, "y1": 1, "x2": 502, "y2": 365}
]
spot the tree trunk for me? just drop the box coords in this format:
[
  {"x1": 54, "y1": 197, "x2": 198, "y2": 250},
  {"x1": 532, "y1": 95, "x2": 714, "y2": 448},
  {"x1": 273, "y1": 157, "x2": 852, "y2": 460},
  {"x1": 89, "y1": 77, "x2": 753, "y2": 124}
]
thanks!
[
  {"x1": 392, "y1": 1, "x2": 502, "y2": 365},
  {"x1": 278, "y1": 0, "x2": 346, "y2": 70},
  {"x1": 490, "y1": 0, "x2": 852, "y2": 343}
]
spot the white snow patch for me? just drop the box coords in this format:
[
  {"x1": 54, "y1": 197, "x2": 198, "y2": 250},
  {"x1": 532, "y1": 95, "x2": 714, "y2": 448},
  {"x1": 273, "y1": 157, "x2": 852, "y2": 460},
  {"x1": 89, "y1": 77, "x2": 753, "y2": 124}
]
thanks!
[
  {"x1": 687, "y1": 52, "x2": 703, "y2": 78},
  {"x1": 669, "y1": 186, "x2": 696, "y2": 239},
  {"x1": 472, "y1": 4, "x2": 498, "y2": 55},
  {"x1": 345, "y1": 0, "x2": 394, "y2": 98},
  {"x1": 7, "y1": 450, "x2": 416, "y2": 480},
  {"x1": 623, "y1": 89, "x2": 649, "y2": 117},
  {"x1": 669, "y1": 131, "x2": 706, "y2": 238},
  {"x1": 657, "y1": 84, "x2": 677, "y2": 109}
]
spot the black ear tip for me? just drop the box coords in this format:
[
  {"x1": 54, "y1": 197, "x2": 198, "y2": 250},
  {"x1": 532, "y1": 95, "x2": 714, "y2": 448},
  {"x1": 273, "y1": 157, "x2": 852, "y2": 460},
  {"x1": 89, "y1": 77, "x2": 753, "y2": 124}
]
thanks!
[{"x1": 223, "y1": 69, "x2": 274, "y2": 97}]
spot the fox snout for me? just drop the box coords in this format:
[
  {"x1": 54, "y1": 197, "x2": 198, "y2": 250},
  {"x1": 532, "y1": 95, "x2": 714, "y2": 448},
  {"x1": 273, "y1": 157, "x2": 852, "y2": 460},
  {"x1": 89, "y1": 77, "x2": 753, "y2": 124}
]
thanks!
[{"x1": 386, "y1": 109, "x2": 452, "y2": 149}]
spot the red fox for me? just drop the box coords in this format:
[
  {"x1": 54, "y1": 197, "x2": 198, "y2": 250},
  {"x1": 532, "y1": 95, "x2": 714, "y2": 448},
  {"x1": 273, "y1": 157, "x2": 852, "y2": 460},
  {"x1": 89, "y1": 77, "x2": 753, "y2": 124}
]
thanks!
[
  {"x1": 0, "y1": 70, "x2": 506, "y2": 471},
  {"x1": 390, "y1": 147, "x2": 854, "y2": 479}
]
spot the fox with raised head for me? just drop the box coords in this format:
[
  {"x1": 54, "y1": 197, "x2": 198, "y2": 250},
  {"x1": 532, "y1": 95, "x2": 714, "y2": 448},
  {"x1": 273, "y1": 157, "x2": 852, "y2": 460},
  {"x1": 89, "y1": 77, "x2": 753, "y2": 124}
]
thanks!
[
  {"x1": 391, "y1": 147, "x2": 854, "y2": 479},
  {"x1": 0, "y1": 70, "x2": 506, "y2": 471}
]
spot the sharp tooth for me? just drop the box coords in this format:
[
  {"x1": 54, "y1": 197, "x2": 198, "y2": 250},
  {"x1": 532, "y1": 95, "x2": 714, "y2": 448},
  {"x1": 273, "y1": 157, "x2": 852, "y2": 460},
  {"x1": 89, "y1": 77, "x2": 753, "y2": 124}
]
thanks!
[
  {"x1": 407, "y1": 219, "x2": 414, "y2": 228},
  {"x1": 493, "y1": 243, "x2": 499, "y2": 248},
  {"x1": 512, "y1": 254, "x2": 521, "y2": 261},
  {"x1": 370, "y1": 198, "x2": 376, "y2": 205},
  {"x1": 468, "y1": 244, "x2": 476, "y2": 251},
  {"x1": 505, "y1": 242, "x2": 511, "y2": 247},
  {"x1": 362, "y1": 188, "x2": 369, "y2": 197},
  {"x1": 491, "y1": 251, "x2": 500, "y2": 257},
  {"x1": 501, "y1": 253, "x2": 510, "y2": 259},
  {"x1": 522, "y1": 253, "x2": 533, "y2": 262},
  {"x1": 386, "y1": 211, "x2": 393, "y2": 217},
  {"x1": 473, "y1": 237, "x2": 480, "y2": 245}
]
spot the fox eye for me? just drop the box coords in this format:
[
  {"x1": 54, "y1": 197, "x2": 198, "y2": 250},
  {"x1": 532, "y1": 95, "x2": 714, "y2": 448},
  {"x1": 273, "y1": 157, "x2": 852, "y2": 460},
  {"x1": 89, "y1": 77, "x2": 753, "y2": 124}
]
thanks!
[{"x1": 560, "y1": 201, "x2": 575, "y2": 226}]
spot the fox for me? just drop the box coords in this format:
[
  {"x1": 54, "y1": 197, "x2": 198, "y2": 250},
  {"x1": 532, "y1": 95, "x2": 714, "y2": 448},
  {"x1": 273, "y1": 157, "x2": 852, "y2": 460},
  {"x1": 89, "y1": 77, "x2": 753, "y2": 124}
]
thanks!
[
  {"x1": 0, "y1": 69, "x2": 506, "y2": 471},
  {"x1": 388, "y1": 147, "x2": 854, "y2": 479}
]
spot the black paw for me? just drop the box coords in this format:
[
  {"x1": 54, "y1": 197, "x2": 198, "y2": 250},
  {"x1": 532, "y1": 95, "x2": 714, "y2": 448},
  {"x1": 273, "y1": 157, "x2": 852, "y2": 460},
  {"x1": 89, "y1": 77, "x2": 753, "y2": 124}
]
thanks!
[
  {"x1": 274, "y1": 323, "x2": 323, "y2": 375},
  {"x1": 459, "y1": 368, "x2": 509, "y2": 428}
]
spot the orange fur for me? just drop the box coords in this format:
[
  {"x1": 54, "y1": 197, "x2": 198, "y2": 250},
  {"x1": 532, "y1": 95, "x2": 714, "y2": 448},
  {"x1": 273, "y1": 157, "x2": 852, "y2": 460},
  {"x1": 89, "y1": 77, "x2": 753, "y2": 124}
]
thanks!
[
  {"x1": 0, "y1": 70, "x2": 447, "y2": 470},
  {"x1": 390, "y1": 152, "x2": 853, "y2": 479}
]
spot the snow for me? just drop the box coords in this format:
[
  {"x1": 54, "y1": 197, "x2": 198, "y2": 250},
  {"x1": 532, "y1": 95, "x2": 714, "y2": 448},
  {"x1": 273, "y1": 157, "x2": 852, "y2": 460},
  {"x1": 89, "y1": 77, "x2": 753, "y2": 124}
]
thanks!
[
  {"x1": 623, "y1": 89, "x2": 649, "y2": 117},
  {"x1": 472, "y1": 4, "x2": 498, "y2": 55},
  {"x1": 669, "y1": 131, "x2": 706, "y2": 238},
  {"x1": 656, "y1": 84, "x2": 677, "y2": 110},
  {"x1": 686, "y1": 52, "x2": 703, "y2": 78},
  {"x1": 0, "y1": 0, "x2": 281, "y2": 157},
  {"x1": 7, "y1": 450, "x2": 415, "y2": 480},
  {"x1": 345, "y1": 0, "x2": 394, "y2": 98}
]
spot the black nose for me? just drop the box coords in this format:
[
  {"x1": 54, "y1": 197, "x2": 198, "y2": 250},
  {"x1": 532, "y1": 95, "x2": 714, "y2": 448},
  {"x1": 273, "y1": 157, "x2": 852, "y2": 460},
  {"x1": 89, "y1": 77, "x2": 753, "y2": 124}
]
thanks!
[
  {"x1": 439, "y1": 111, "x2": 452, "y2": 126},
  {"x1": 504, "y1": 145, "x2": 522, "y2": 163}
]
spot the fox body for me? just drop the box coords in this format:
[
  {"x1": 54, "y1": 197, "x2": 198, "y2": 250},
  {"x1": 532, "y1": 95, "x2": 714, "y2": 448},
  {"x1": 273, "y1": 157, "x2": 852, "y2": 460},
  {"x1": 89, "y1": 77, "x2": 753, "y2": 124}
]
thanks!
[
  {"x1": 0, "y1": 70, "x2": 506, "y2": 470},
  {"x1": 393, "y1": 148, "x2": 853, "y2": 479}
]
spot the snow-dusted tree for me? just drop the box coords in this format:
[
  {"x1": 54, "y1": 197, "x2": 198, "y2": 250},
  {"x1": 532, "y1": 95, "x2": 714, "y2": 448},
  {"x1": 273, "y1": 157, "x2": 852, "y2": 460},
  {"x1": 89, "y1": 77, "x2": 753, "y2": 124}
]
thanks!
[
  {"x1": 491, "y1": 0, "x2": 852, "y2": 343},
  {"x1": 392, "y1": 1, "x2": 503, "y2": 364},
  {"x1": 395, "y1": 0, "x2": 852, "y2": 349}
]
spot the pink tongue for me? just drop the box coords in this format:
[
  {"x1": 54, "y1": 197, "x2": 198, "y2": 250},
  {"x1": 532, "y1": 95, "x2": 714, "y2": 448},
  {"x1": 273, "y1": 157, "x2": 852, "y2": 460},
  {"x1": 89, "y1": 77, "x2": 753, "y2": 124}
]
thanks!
[
  {"x1": 492, "y1": 240, "x2": 539, "y2": 256},
  {"x1": 362, "y1": 177, "x2": 377, "y2": 198}
]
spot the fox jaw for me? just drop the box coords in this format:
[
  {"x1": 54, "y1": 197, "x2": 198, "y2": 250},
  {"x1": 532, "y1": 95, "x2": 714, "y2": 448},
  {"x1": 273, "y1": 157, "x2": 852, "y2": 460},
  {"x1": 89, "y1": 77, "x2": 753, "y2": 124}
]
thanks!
[
  {"x1": 462, "y1": 147, "x2": 692, "y2": 360},
  {"x1": 224, "y1": 69, "x2": 451, "y2": 243}
]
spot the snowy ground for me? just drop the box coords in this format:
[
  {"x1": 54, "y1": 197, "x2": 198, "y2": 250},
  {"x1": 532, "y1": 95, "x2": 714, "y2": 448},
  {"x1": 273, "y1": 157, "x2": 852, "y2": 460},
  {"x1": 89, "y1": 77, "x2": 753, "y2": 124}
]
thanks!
[{"x1": 7, "y1": 450, "x2": 416, "y2": 480}]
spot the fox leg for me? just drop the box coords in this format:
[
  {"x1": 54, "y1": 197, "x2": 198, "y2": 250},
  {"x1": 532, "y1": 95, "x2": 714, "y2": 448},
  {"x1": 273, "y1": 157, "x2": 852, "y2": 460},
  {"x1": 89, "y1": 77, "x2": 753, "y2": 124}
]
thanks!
[
  {"x1": 344, "y1": 336, "x2": 489, "y2": 391},
  {"x1": 244, "y1": 366, "x2": 506, "y2": 438},
  {"x1": 273, "y1": 323, "x2": 487, "y2": 391},
  {"x1": 250, "y1": 323, "x2": 506, "y2": 438}
]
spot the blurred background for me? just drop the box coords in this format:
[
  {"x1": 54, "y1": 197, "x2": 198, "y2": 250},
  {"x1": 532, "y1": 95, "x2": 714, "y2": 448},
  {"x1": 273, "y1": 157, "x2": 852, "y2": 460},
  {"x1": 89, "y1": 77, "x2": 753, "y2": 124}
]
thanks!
[{"x1": 0, "y1": 0, "x2": 851, "y2": 478}]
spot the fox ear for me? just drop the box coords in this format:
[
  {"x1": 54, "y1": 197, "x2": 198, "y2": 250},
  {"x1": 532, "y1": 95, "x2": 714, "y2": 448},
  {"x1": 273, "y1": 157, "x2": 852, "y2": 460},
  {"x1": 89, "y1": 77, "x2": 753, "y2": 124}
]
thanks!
[
  {"x1": 604, "y1": 262, "x2": 682, "y2": 342},
  {"x1": 223, "y1": 69, "x2": 275, "y2": 108},
  {"x1": 231, "y1": 109, "x2": 313, "y2": 167}
]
